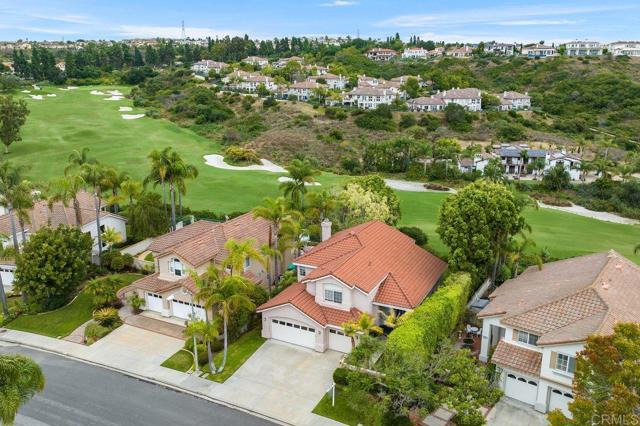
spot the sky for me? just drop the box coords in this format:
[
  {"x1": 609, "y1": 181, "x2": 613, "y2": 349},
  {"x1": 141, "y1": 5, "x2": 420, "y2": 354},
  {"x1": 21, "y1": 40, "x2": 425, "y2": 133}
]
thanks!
[{"x1": 1, "y1": 0, "x2": 639, "y2": 43}]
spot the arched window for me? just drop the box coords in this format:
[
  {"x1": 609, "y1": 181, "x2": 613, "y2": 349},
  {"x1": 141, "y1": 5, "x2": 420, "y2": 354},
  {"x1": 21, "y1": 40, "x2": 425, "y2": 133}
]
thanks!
[{"x1": 169, "y1": 258, "x2": 183, "y2": 277}]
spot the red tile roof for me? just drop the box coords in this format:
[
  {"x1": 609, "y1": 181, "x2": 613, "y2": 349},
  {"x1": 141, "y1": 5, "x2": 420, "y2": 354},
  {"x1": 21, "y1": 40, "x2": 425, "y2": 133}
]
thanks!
[
  {"x1": 256, "y1": 282, "x2": 361, "y2": 327},
  {"x1": 117, "y1": 273, "x2": 196, "y2": 298},
  {"x1": 296, "y1": 221, "x2": 447, "y2": 309},
  {"x1": 491, "y1": 340, "x2": 542, "y2": 377}
]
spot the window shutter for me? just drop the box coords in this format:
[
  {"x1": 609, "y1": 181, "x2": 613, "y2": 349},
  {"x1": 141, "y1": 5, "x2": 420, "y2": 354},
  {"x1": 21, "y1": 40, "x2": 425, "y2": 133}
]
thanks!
[
  {"x1": 168, "y1": 260, "x2": 173, "y2": 273},
  {"x1": 549, "y1": 351, "x2": 558, "y2": 369},
  {"x1": 568, "y1": 356, "x2": 576, "y2": 373}
]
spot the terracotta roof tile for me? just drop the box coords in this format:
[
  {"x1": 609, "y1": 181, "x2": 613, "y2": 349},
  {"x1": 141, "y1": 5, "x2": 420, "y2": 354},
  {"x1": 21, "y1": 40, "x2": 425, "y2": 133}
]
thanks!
[
  {"x1": 117, "y1": 273, "x2": 190, "y2": 298},
  {"x1": 491, "y1": 340, "x2": 542, "y2": 376}
]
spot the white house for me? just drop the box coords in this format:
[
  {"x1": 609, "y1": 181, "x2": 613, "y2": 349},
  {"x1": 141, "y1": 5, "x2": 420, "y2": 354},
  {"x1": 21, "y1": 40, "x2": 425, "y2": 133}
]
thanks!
[
  {"x1": 273, "y1": 56, "x2": 304, "y2": 69},
  {"x1": 497, "y1": 91, "x2": 531, "y2": 111},
  {"x1": 433, "y1": 88, "x2": 482, "y2": 111},
  {"x1": 408, "y1": 96, "x2": 446, "y2": 112},
  {"x1": 0, "y1": 258, "x2": 15, "y2": 294},
  {"x1": 256, "y1": 220, "x2": 447, "y2": 353},
  {"x1": 484, "y1": 43, "x2": 516, "y2": 56},
  {"x1": 607, "y1": 41, "x2": 640, "y2": 57},
  {"x1": 402, "y1": 47, "x2": 429, "y2": 59},
  {"x1": 232, "y1": 75, "x2": 278, "y2": 93},
  {"x1": 242, "y1": 56, "x2": 269, "y2": 68},
  {"x1": 545, "y1": 151, "x2": 582, "y2": 181},
  {"x1": 307, "y1": 73, "x2": 347, "y2": 90},
  {"x1": 366, "y1": 48, "x2": 397, "y2": 61},
  {"x1": 458, "y1": 152, "x2": 496, "y2": 174},
  {"x1": 288, "y1": 81, "x2": 325, "y2": 101},
  {"x1": 447, "y1": 46, "x2": 473, "y2": 57},
  {"x1": 304, "y1": 64, "x2": 329, "y2": 75},
  {"x1": 343, "y1": 87, "x2": 396, "y2": 109},
  {"x1": 191, "y1": 60, "x2": 228, "y2": 75},
  {"x1": 478, "y1": 251, "x2": 639, "y2": 417},
  {"x1": 521, "y1": 44, "x2": 557, "y2": 58},
  {"x1": 565, "y1": 41, "x2": 603, "y2": 57},
  {"x1": 495, "y1": 144, "x2": 547, "y2": 176}
]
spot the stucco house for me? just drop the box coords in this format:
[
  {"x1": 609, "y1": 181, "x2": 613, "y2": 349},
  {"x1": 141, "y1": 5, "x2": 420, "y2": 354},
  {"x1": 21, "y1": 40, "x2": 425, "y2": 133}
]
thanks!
[
  {"x1": 447, "y1": 46, "x2": 473, "y2": 57},
  {"x1": 433, "y1": 88, "x2": 482, "y2": 112},
  {"x1": 545, "y1": 151, "x2": 582, "y2": 181},
  {"x1": 366, "y1": 48, "x2": 397, "y2": 61},
  {"x1": 343, "y1": 87, "x2": 396, "y2": 110},
  {"x1": 402, "y1": 47, "x2": 429, "y2": 59},
  {"x1": 287, "y1": 81, "x2": 325, "y2": 101},
  {"x1": 408, "y1": 96, "x2": 446, "y2": 112},
  {"x1": 521, "y1": 44, "x2": 557, "y2": 58},
  {"x1": 191, "y1": 60, "x2": 228, "y2": 75},
  {"x1": 0, "y1": 190, "x2": 127, "y2": 256},
  {"x1": 565, "y1": 41, "x2": 603, "y2": 57},
  {"x1": 118, "y1": 212, "x2": 280, "y2": 322},
  {"x1": 242, "y1": 56, "x2": 269, "y2": 68},
  {"x1": 607, "y1": 41, "x2": 640, "y2": 57},
  {"x1": 497, "y1": 91, "x2": 531, "y2": 111},
  {"x1": 478, "y1": 251, "x2": 640, "y2": 417},
  {"x1": 307, "y1": 73, "x2": 347, "y2": 90},
  {"x1": 256, "y1": 220, "x2": 447, "y2": 353}
]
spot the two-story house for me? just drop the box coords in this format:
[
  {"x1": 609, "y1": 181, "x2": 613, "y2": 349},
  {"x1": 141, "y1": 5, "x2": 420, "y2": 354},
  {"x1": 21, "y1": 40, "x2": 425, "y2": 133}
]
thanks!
[
  {"x1": 117, "y1": 213, "x2": 277, "y2": 321},
  {"x1": 607, "y1": 41, "x2": 640, "y2": 57},
  {"x1": 447, "y1": 46, "x2": 473, "y2": 58},
  {"x1": 565, "y1": 41, "x2": 603, "y2": 57},
  {"x1": 497, "y1": 91, "x2": 531, "y2": 111},
  {"x1": 408, "y1": 96, "x2": 446, "y2": 112},
  {"x1": 402, "y1": 47, "x2": 429, "y2": 59},
  {"x1": 545, "y1": 151, "x2": 582, "y2": 181},
  {"x1": 478, "y1": 251, "x2": 640, "y2": 417},
  {"x1": 288, "y1": 81, "x2": 325, "y2": 101},
  {"x1": 191, "y1": 60, "x2": 228, "y2": 75},
  {"x1": 343, "y1": 87, "x2": 396, "y2": 110},
  {"x1": 307, "y1": 73, "x2": 347, "y2": 90},
  {"x1": 521, "y1": 44, "x2": 557, "y2": 58},
  {"x1": 242, "y1": 56, "x2": 269, "y2": 68},
  {"x1": 495, "y1": 144, "x2": 546, "y2": 175},
  {"x1": 433, "y1": 88, "x2": 483, "y2": 112},
  {"x1": 256, "y1": 220, "x2": 447, "y2": 353}
]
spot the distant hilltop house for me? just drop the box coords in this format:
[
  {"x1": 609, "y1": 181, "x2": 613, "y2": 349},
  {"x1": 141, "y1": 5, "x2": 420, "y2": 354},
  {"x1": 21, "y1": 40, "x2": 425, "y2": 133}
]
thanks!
[
  {"x1": 484, "y1": 42, "x2": 516, "y2": 56},
  {"x1": 287, "y1": 81, "x2": 325, "y2": 101},
  {"x1": 401, "y1": 47, "x2": 429, "y2": 59},
  {"x1": 366, "y1": 48, "x2": 397, "y2": 61},
  {"x1": 408, "y1": 87, "x2": 482, "y2": 112},
  {"x1": 497, "y1": 91, "x2": 531, "y2": 111},
  {"x1": 304, "y1": 64, "x2": 329, "y2": 75},
  {"x1": 478, "y1": 251, "x2": 640, "y2": 417},
  {"x1": 235, "y1": 75, "x2": 278, "y2": 92},
  {"x1": 55, "y1": 61, "x2": 66, "y2": 71},
  {"x1": 343, "y1": 87, "x2": 397, "y2": 110},
  {"x1": 607, "y1": 41, "x2": 640, "y2": 57},
  {"x1": 273, "y1": 56, "x2": 304, "y2": 69},
  {"x1": 242, "y1": 56, "x2": 269, "y2": 68},
  {"x1": 307, "y1": 73, "x2": 348, "y2": 90},
  {"x1": 565, "y1": 40, "x2": 603, "y2": 57},
  {"x1": 521, "y1": 44, "x2": 557, "y2": 58},
  {"x1": 191, "y1": 60, "x2": 228, "y2": 75},
  {"x1": 447, "y1": 45, "x2": 473, "y2": 57}
]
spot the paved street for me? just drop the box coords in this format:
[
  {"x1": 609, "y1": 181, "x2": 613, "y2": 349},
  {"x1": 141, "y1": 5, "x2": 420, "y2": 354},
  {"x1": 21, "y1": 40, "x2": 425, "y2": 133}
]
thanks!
[{"x1": 0, "y1": 345, "x2": 277, "y2": 426}]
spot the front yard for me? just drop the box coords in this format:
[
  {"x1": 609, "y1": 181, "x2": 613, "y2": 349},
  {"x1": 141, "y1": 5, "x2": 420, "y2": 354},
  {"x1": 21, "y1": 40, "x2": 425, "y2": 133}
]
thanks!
[
  {"x1": 161, "y1": 327, "x2": 265, "y2": 383},
  {"x1": 5, "y1": 273, "x2": 141, "y2": 338}
]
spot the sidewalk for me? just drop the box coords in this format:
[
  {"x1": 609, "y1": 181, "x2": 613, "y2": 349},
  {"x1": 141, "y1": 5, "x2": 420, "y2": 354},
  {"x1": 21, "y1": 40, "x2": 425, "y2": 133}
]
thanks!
[{"x1": 0, "y1": 327, "x2": 343, "y2": 426}]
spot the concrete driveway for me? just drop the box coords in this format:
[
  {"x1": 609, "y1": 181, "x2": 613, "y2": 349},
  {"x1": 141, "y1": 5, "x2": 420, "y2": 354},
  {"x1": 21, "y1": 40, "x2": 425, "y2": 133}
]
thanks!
[
  {"x1": 210, "y1": 340, "x2": 343, "y2": 426},
  {"x1": 487, "y1": 398, "x2": 549, "y2": 426}
]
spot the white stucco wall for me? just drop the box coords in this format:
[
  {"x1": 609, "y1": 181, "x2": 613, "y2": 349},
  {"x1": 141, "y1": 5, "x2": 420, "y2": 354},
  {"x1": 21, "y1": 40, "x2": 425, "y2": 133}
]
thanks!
[
  {"x1": 259, "y1": 304, "x2": 326, "y2": 352},
  {"x1": 82, "y1": 215, "x2": 127, "y2": 254}
]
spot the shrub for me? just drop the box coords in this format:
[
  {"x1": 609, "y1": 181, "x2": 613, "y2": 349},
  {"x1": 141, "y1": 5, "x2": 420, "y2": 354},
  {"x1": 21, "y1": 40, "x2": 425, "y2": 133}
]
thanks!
[
  {"x1": 93, "y1": 307, "x2": 122, "y2": 328},
  {"x1": 354, "y1": 105, "x2": 396, "y2": 131},
  {"x1": 127, "y1": 293, "x2": 145, "y2": 312},
  {"x1": 224, "y1": 146, "x2": 260, "y2": 165},
  {"x1": 424, "y1": 183, "x2": 450, "y2": 191},
  {"x1": 144, "y1": 252, "x2": 154, "y2": 262},
  {"x1": 386, "y1": 273, "x2": 472, "y2": 360},
  {"x1": 84, "y1": 322, "x2": 111, "y2": 344},
  {"x1": 399, "y1": 114, "x2": 417, "y2": 129},
  {"x1": 263, "y1": 96, "x2": 277, "y2": 108},
  {"x1": 398, "y1": 226, "x2": 428, "y2": 246},
  {"x1": 333, "y1": 367, "x2": 349, "y2": 386},
  {"x1": 419, "y1": 114, "x2": 440, "y2": 131},
  {"x1": 324, "y1": 106, "x2": 348, "y2": 120},
  {"x1": 196, "y1": 344, "x2": 209, "y2": 365}
]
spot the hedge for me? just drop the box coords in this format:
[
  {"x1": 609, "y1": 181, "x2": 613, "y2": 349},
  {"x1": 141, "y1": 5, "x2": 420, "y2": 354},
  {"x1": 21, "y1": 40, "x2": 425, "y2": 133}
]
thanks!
[{"x1": 385, "y1": 272, "x2": 471, "y2": 359}]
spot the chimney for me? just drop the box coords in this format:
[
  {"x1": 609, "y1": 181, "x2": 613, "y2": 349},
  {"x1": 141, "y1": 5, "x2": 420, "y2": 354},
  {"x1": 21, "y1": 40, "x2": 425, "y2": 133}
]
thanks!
[{"x1": 321, "y1": 218, "x2": 332, "y2": 242}]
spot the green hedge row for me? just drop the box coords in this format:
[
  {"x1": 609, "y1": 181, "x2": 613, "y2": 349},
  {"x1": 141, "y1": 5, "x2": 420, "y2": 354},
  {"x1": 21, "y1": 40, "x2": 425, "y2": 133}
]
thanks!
[{"x1": 385, "y1": 272, "x2": 471, "y2": 359}]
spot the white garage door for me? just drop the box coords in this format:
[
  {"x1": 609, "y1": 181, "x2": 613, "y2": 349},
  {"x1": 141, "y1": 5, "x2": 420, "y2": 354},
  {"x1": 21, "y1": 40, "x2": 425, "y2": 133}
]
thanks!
[
  {"x1": 146, "y1": 292, "x2": 163, "y2": 313},
  {"x1": 271, "y1": 319, "x2": 316, "y2": 349},
  {"x1": 328, "y1": 328, "x2": 352, "y2": 353},
  {"x1": 504, "y1": 373, "x2": 538, "y2": 406},
  {"x1": 549, "y1": 388, "x2": 573, "y2": 417},
  {"x1": 171, "y1": 299, "x2": 206, "y2": 320}
]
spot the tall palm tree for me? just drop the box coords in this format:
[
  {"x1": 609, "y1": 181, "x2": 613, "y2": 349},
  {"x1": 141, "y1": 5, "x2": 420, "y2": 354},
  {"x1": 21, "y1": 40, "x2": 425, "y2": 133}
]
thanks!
[
  {"x1": 0, "y1": 161, "x2": 29, "y2": 253},
  {"x1": 104, "y1": 169, "x2": 128, "y2": 213},
  {"x1": 192, "y1": 265, "x2": 224, "y2": 374},
  {"x1": 198, "y1": 274, "x2": 255, "y2": 373},
  {"x1": 507, "y1": 234, "x2": 542, "y2": 278},
  {"x1": 259, "y1": 244, "x2": 281, "y2": 295},
  {"x1": 305, "y1": 190, "x2": 337, "y2": 221},
  {"x1": 11, "y1": 180, "x2": 37, "y2": 243},
  {"x1": 101, "y1": 227, "x2": 122, "y2": 251},
  {"x1": 519, "y1": 149, "x2": 529, "y2": 178},
  {"x1": 0, "y1": 354, "x2": 45, "y2": 425},
  {"x1": 64, "y1": 147, "x2": 95, "y2": 176},
  {"x1": 341, "y1": 312, "x2": 383, "y2": 348},
  {"x1": 252, "y1": 197, "x2": 301, "y2": 282},
  {"x1": 173, "y1": 158, "x2": 198, "y2": 218},
  {"x1": 223, "y1": 238, "x2": 263, "y2": 276},
  {"x1": 279, "y1": 159, "x2": 318, "y2": 209},
  {"x1": 577, "y1": 161, "x2": 594, "y2": 183},
  {"x1": 593, "y1": 158, "x2": 614, "y2": 180},
  {"x1": 120, "y1": 178, "x2": 144, "y2": 207},
  {"x1": 80, "y1": 162, "x2": 110, "y2": 263},
  {"x1": 48, "y1": 174, "x2": 85, "y2": 228},
  {"x1": 145, "y1": 147, "x2": 171, "y2": 220}
]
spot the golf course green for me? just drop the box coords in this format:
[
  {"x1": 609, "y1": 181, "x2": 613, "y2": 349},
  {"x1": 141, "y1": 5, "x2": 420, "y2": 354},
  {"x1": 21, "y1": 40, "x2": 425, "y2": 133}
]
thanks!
[{"x1": 11, "y1": 85, "x2": 640, "y2": 262}]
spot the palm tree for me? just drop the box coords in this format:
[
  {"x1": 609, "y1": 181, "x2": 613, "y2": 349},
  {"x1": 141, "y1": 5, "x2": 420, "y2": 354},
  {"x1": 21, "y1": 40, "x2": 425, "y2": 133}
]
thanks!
[
  {"x1": 64, "y1": 147, "x2": 95, "y2": 176},
  {"x1": 0, "y1": 161, "x2": 29, "y2": 253},
  {"x1": 101, "y1": 227, "x2": 122, "y2": 251},
  {"x1": 104, "y1": 169, "x2": 128, "y2": 213},
  {"x1": 593, "y1": 158, "x2": 614, "y2": 180},
  {"x1": 183, "y1": 320, "x2": 203, "y2": 374},
  {"x1": 223, "y1": 238, "x2": 263, "y2": 276},
  {"x1": 120, "y1": 178, "x2": 144, "y2": 207},
  {"x1": 0, "y1": 354, "x2": 45, "y2": 425},
  {"x1": 48, "y1": 174, "x2": 85, "y2": 228},
  {"x1": 519, "y1": 149, "x2": 529, "y2": 178},
  {"x1": 259, "y1": 244, "x2": 280, "y2": 295},
  {"x1": 305, "y1": 190, "x2": 337, "y2": 221},
  {"x1": 617, "y1": 164, "x2": 634, "y2": 182},
  {"x1": 12, "y1": 180, "x2": 37, "y2": 243},
  {"x1": 507, "y1": 234, "x2": 542, "y2": 278},
  {"x1": 173, "y1": 157, "x2": 198, "y2": 218},
  {"x1": 379, "y1": 310, "x2": 412, "y2": 329},
  {"x1": 198, "y1": 274, "x2": 255, "y2": 373},
  {"x1": 80, "y1": 162, "x2": 110, "y2": 262},
  {"x1": 145, "y1": 147, "x2": 171, "y2": 220},
  {"x1": 341, "y1": 312, "x2": 383, "y2": 348},
  {"x1": 192, "y1": 265, "x2": 224, "y2": 374},
  {"x1": 577, "y1": 161, "x2": 594, "y2": 183},
  {"x1": 252, "y1": 197, "x2": 301, "y2": 282},
  {"x1": 279, "y1": 159, "x2": 318, "y2": 209}
]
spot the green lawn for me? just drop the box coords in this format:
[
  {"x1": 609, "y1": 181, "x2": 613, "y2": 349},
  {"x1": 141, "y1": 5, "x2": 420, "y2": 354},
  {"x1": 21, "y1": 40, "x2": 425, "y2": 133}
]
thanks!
[
  {"x1": 11, "y1": 85, "x2": 640, "y2": 263},
  {"x1": 6, "y1": 273, "x2": 142, "y2": 337},
  {"x1": 161, "y1": 327, "x2": 265, "y2": 383}
]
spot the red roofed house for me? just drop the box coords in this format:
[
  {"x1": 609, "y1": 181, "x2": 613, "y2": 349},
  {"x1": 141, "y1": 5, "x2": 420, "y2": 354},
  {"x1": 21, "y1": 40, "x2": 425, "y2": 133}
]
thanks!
[
  {"x1": 256, "y1": 220, "x2": 447, "y2": 353},
  {"x1": 118, "y1": 212, "x2": 282, "y2": 322},
  {"x1": 478, "y1": 250, "x2": 640, "y2": 417}
]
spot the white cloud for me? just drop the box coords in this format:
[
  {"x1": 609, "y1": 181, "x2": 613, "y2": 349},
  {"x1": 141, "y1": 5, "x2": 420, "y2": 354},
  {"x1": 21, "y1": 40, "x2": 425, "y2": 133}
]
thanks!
[
  {"x1": 496, "y1": 20, "x2": 577, "y2": 26},
  {"x1": 115, "y1": 25, "x2": 243, "y2": 39},
  {"x1": 18, "y1": 26, "x2": 80, "y2": 35},
  {"x1": 320, "y1": 1, "x2": 358, "y2": 7}
]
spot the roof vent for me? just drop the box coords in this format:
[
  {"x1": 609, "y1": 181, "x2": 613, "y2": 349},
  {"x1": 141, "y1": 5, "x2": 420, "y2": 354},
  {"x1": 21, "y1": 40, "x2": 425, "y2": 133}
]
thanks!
[
  {"x1": 615, "y1": 263, "x2": 623, "y2": 270},
  {"x1": 601, "y1": 281, "x2": 610, "y2": 290}
]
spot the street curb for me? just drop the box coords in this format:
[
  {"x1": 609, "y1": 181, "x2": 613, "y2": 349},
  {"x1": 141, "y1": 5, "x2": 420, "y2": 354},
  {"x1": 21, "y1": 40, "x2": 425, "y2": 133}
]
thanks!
[{"x1": 0, "y1": 334, "x2": 292, "y2": 426}]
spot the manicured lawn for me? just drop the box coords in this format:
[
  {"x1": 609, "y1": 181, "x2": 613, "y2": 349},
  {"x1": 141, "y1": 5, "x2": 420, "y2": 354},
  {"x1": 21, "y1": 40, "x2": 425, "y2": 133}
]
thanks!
[
  {"x1": 5, "y1": 273, "x2": 142, "y2": 338},
  {"x1": 12, "y1": 86, "x2": 640, "y2": 263},
  {"x1": 161, "y1": 327, "x2": 265, "y2": 383}
]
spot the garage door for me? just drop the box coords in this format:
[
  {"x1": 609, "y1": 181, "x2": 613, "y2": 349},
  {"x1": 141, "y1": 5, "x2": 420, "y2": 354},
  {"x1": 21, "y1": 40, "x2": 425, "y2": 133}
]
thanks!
[
  {"x1": 549, "y1": 388, "x2": 573, "y2": 417},
  {"x1": 146, "y1": 292, "x2": 163, "y2": 313},
  {"x1": 271, "y1": 319, "x2": 316, "y2": 349},
  {"x1": 171, "y1": 299, "x2": 206, "y2": 320},
  {"x1": 328, "y1": 328, "x2": 352, "y2": 353},
  {"x1": 504, "y1": 373, "x2": 538, "y2": 406}
]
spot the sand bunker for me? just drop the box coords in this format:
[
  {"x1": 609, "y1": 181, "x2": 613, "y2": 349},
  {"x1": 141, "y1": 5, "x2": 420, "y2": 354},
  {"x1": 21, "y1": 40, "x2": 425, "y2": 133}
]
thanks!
[
  {"x1": 21, "y1": 90, "x2": 31, "y2": 93},
  {"x1": 118, "y1": 106, "x2": 133, "y2": 112},
  {"x1": 278, "y1": 176, "x2": 321, "y2": 186},
  {"x1": 538, "y1": 202, "x2": 639, "y2": 225},
  {"x1": 203, "y1": 154, "x2": 287, "y2": 173},
  {"x1": 121, "y1": 114, "x2": 145, "y2": 120},
  {"x1": 46, "y1": 94, "x2": 56, "y2": 97},
  {"x1": 67, "y1": 86, "x2": 78, "y2": 90},
  {"x1": 107, "y1": 90, "x2": 123, "y2": 96},
  {"x1": 90, "y1": 90, "x2": 105, "y2": 95},
  {"x1": 28, "y1": 95, "x2": 43, "y2": 100},
  {"x1": 32, "y1": 85, "x2": 41, "y2": 90},
  {"x1": 104, "y1": 95, "x2": 124, "y2": 101}
]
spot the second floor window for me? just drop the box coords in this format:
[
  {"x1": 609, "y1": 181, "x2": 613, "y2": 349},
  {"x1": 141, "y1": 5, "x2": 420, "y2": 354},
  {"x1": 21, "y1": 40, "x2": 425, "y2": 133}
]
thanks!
[
  {"x1": 244, "y1": 257, "x2": 251, "y2": 270},
  {"x1": 514, "y1": 329, "x2": 539, "y2": 346},
  {"x1": 551, "y1": 352, "x2": 576, "y2": 374},
  {"x1": 299, "y1": 267, "x2": 306, "y2": 277},
  {"x1": 324, "y1": 285, "x2": 343, "y2": 304},
  {"x1": 170, "y1": 258, "x2": 183, "y2": 277}
]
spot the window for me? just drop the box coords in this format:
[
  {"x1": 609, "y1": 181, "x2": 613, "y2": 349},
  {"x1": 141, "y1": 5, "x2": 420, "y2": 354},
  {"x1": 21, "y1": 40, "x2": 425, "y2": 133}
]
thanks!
[
  {"x1": 553, "y1": 353, "x2": 576, "y2": 374},
  {"x1": 243, "y1": 257, "x2": 251, "y2": 270},
  {"x1": 169, "y1": 258, "x2": 183, "y2": 277},
  {"x1": 299, "y1": 267, "x2": 306, "y2": 277},
  {"x1": 515, "y1": 329, "x2": 539, "y2": 346},
  {"x1": 324, "y1": 285, "x2": 343, "y2": 304}
]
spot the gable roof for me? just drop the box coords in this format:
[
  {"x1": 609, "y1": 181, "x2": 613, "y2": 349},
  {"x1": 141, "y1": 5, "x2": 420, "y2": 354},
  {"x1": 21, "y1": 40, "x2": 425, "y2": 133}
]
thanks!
[
  {"x1": 150, "y1": 212, "x2": 272, "y2": 267},
  {"x1": 295, "y1": 221, "x2": 447, "y2": 309},
  {"x1": 478, "y1": 251, "x2": 640, "y2": 345},
  {"x1": 491, "y1": 340, "x2": 542, "y2": 377}
]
